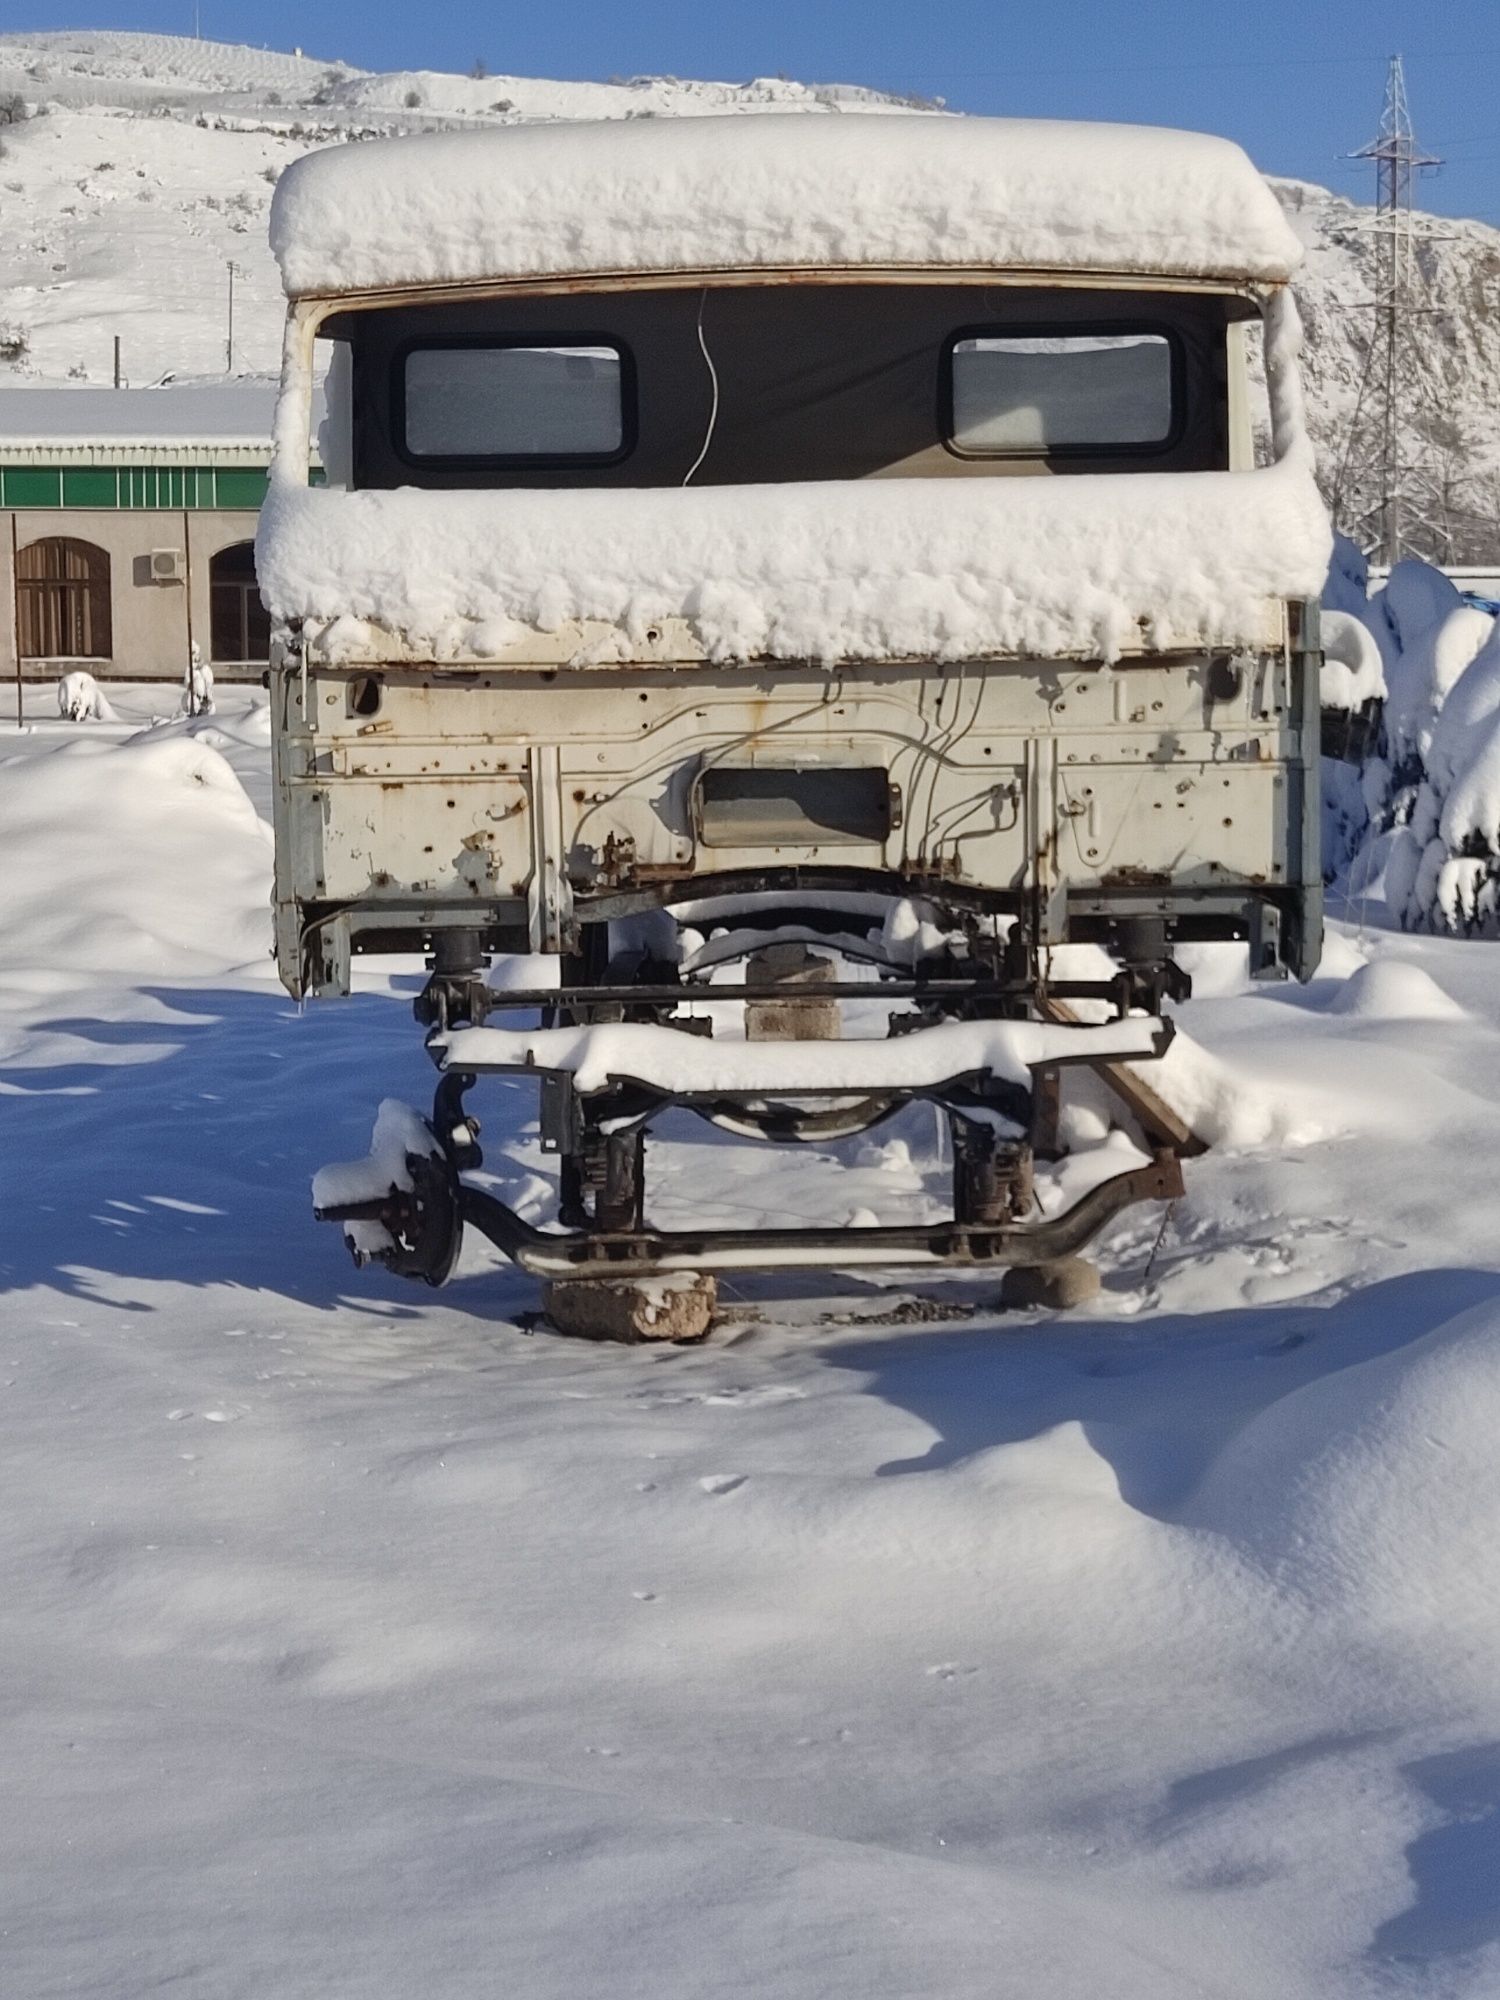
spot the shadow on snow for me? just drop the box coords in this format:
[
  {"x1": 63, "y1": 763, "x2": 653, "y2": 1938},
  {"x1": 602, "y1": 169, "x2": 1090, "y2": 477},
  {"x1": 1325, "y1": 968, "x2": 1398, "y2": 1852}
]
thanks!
[
  {"x1": 821, "y1": 1265, "x2": 1500, "y2": 1512},
  {"x1": 0, "y1": 982, "x2": 535, "y2": 1317}
]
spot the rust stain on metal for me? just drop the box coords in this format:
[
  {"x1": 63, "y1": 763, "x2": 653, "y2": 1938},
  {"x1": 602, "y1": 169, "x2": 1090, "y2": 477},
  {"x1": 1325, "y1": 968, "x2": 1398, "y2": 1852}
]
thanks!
[{"x1": 1101, "y1": 865, "x2": 1172, "y2": 888}]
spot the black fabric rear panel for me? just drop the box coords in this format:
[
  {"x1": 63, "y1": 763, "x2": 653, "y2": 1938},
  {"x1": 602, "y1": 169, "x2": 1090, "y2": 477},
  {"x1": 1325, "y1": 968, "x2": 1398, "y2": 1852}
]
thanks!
[{"x1": 336, "y1": 283, "x2": 1233, "y2": 490}]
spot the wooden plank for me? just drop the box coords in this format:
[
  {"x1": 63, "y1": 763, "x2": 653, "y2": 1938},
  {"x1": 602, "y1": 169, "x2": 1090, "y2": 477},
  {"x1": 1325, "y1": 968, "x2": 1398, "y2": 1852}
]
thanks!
[{"x1": 1038, "y1": 994, "x2": 1208, "y2": 1157}]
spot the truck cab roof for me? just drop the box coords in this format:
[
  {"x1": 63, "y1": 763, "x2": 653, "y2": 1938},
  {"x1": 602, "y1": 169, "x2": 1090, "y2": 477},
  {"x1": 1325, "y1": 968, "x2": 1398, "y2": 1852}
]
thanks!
[{"x1": 270, "y1": 112, "x2": 1302, "y2": 301}]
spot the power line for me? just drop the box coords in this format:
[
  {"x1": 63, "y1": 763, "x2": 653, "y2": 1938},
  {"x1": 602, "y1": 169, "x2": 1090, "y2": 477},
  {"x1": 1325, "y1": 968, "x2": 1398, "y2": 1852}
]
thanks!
[{"x1": 1332, "y1": 56, "x2": 1459, "y2": 566}]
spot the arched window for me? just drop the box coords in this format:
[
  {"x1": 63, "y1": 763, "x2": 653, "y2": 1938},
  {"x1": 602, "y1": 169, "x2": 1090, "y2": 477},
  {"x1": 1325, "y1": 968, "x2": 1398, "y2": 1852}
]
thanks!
[
  {"x1": 209, "y1": 541, "x2": 270, "y2": 664},
  {"x1": 16, "y1": 537, "x2": 112, "y2": 659}
]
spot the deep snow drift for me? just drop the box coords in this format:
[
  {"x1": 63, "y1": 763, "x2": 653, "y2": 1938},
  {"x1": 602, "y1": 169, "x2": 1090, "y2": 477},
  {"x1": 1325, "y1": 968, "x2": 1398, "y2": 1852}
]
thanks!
[{"x1": 5, "y1": 685, "x2": 1500, "y2": 1997}]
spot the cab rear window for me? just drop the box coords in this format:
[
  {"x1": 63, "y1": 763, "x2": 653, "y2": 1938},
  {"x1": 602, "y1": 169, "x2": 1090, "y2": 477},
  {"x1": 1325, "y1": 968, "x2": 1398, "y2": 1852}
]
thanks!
[
  {"x1": 397, "y1": 340, "x2": 633, "y2": 465},
  {"x1": 944, "y1": 329, "x2": 1178, "y2": 455}
]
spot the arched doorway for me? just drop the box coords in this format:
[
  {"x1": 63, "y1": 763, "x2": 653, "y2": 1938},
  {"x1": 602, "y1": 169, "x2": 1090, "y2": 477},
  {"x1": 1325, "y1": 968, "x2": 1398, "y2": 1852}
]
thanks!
[
  {"x1": 209, "y1": 541, "x2": 270, "y2": 664},
  {"x1": 16, "y1": 537, "x2": 112, "y2": 659}
]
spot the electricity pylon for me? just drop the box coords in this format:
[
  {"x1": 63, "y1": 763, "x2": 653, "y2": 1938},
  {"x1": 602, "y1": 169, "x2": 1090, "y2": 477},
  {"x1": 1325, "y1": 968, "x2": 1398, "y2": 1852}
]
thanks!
[{"x1": 1331, "y1": 55, "x2": 1452, "y2": 564}]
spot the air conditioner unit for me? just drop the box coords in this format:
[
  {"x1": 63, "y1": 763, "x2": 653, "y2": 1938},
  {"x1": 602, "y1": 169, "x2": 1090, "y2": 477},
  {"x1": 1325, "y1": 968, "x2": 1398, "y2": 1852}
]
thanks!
[{"x1": 149, "y1": 548, "x2": 185, "y2": 584}]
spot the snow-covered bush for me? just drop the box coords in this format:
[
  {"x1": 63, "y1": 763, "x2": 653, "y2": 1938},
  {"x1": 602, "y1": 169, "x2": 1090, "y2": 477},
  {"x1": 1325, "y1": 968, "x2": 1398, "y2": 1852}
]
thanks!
[
  {"x1": 0, "y1": 320, "x2": 30, "y2": 362},
  {"x1": 1319, "y1": 536, "x2": 1388, "y2": 881},
  {"x1": 1385, "y1": 614, "x2": 1500, "y2": 933},
  {"x1": 1324, "y1": 537, "x2": 1500, "y2": 933},
  {"x1": 1321, "y1": 606, "x2": 1385, "y2": 714},
  {"x1": 181, "y1": 651, "x2": 215, "y2": 717},
  {"x1": 56, "y1": 671, "x2": 120, "y2": 723},
  {"x1": 1379, "y1": 560, "x2": 1492, "y2": 782}
]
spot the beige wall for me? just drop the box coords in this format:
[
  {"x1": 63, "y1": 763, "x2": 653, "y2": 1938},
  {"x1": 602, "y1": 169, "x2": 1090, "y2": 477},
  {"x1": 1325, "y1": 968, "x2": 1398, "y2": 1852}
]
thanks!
[{"x1": 0, "y1": 507, "x2": 263, "y2": 684}]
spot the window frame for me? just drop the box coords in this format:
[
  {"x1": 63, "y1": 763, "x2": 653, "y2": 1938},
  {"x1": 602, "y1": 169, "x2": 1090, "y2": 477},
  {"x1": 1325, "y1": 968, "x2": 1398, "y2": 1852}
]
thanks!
[
  {"x1": 15, "y1": 535, "x2": 113, "y2": 661},
  {"x1": 939, "y1": 320, "x2": 1187, "y2": 462},
  {"x1": 390, "y1": 333, "x2": 638, "y2": 471},
  {"x1": 208, "y1": 540, "x2": 270, "y2": 665}
]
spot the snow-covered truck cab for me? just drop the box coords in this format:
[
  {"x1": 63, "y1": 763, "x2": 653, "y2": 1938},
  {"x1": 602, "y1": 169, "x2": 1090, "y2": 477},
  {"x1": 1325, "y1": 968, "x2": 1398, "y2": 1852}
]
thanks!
[{"x1": 261, "y1": 113, "x2": 1330, "y2": 1301}]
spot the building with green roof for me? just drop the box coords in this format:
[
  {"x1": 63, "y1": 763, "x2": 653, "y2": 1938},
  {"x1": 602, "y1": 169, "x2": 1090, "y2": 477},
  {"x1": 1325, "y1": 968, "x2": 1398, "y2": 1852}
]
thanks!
[{"x1": 1, "y1": 381, "x2": 315, "y2": 685}]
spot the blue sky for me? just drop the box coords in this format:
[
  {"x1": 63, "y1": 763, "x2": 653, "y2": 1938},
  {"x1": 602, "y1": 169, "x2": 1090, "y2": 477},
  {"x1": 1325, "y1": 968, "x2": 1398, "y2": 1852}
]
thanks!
[{"x1": 17, "y1": 1, "x2": 1500, "y2": 223}]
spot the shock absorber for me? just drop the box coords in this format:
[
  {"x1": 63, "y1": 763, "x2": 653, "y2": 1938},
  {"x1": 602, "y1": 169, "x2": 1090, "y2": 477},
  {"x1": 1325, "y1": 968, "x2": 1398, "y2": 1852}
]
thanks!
[{"x1": 414, "y1": 928, "x2": 491, "y2": 1029}]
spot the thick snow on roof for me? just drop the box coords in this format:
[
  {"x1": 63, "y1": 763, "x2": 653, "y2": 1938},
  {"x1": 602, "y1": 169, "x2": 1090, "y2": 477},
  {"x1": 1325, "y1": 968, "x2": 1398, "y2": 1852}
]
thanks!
[
  {"x1": 257, "y1": 459, "x2": 1331, "y2": 668},
  {"x1": 269, "y1": 114, "x2": 1302, "y2": 298},
  {"x1": 0, "y1": 380, "x2": 279, "y2": 448}
]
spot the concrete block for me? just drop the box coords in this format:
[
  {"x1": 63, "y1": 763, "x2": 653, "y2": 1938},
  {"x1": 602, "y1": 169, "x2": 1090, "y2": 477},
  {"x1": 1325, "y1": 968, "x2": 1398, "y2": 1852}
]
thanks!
[{"x1": 544, "y1": 1272, "x2": 718, "y2": 1343}]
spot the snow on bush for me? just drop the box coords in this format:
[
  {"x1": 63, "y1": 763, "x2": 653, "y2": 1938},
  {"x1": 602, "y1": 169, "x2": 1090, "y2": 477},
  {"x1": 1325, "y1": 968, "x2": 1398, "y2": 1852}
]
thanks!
[
  {"x1": 1324, "y1": 538, "x2": 1500, "y2": 934},
  {"x1": 1381, "y1": 566, "x2": 1492, "y2": 775},
  {"x1": 1319, "y1": 537, "x2": 1389, "y2": 882},
  {"x1": 180, "y1": 650, "x2": 215, "y2": 716},
  {"x1": 56, "y1": 669, "x2": 119, "y2": 722},
  {"x1": 1319, "y1": 609, "x2": 1384, "y2": 714}
]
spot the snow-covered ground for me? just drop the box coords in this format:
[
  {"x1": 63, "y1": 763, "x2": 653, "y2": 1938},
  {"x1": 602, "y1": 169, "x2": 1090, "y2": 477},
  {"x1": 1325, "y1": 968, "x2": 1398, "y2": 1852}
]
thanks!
[{"x1": 4, "y1": 682, "x2": 1500, "y2": 1996}]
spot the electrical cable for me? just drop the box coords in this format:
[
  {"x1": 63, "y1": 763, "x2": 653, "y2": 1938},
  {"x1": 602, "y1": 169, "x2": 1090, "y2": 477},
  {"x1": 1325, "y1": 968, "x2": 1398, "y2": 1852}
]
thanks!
[{"x1": 682, "y1": 288, "x2": 720, "y2": 487}]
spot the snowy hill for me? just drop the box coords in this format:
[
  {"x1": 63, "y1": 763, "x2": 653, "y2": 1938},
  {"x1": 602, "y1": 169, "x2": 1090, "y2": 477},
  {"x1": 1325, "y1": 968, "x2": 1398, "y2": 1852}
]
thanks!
[
  {"x1": 0, "y1": 31, "x2": 922, "y2": 388},
  {"x1": 1274, "y1": 176, "x2": 1500, "y2": 554},
  {"x1": 1, "y1": 31, "x2": 1498, "y2": 552}
]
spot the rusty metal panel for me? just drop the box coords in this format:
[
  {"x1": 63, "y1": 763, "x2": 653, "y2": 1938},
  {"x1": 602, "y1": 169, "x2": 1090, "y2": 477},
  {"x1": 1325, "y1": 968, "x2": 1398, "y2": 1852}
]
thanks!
[
  {"x1": 296, "y1": 604, "x2": 1288, "y2": 669},
  {"x1": 272, "y1": 649, "x2": 1307, "y2": 994}
]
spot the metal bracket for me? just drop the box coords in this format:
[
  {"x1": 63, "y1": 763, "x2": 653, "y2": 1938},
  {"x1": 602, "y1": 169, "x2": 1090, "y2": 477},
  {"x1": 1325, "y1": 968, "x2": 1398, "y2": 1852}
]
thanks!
[{"x1": 527, "y1": 743, "x2": 575, "y2": 953}]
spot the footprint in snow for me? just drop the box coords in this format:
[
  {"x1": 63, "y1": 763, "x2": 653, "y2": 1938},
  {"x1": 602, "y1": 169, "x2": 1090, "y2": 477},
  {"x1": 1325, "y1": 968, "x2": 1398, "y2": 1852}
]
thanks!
[
  {"x1": 1259, "y1": 1330, "x2": 1310, "y2": 1355},
  {"x1": 699, "y1": 1474, "x2": 747, "y2": 1496}
]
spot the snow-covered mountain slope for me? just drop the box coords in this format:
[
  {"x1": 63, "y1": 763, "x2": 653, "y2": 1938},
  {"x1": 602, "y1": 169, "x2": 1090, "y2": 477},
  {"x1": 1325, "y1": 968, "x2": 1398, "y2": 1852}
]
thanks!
[
  {"x1": 0, "y1": 28, "x2": 911, "y2": 118},
  {"x1": 0, "y1": 32, "x2": 921, "y2": 384},
  {"x1": 1, "y1": 30, "x2": 1497, "y2": 551},
  {"x1": 1275, "y1": 177, "x2": 1500, "y2": 549}
]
